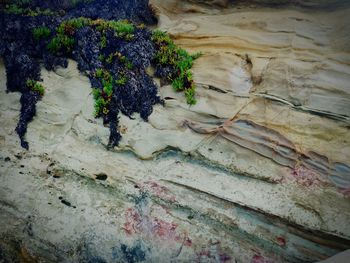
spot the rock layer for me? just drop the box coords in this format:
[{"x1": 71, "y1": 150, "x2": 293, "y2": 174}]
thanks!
[{"x1": 1, "y1": 1, "x2": 350, "y2": 262}]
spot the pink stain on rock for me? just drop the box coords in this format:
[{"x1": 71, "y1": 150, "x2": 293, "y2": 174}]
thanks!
[
  {"x1": 123, "y1": 207, "x2": 192, "y2": 247},
  {"x1": 290, "y1": 166, "x2": 327, "y2": 187},
  {"x1": 124, "y1": 208, "x2": 141, "y2": 235},
  {"x1": 276, "y1": 236, "x2": 286, "y2": 247}
]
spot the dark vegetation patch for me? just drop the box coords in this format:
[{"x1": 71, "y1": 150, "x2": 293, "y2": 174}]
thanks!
[{"x1": 0, "y1": 0, "x2": 200, "y2": 150}]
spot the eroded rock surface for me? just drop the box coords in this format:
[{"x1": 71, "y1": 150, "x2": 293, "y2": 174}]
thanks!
[{"x1": 1, "y1": 1, "x2": 350, "y2": 262}]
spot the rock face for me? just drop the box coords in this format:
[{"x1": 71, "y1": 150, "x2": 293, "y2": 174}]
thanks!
[{"x1": 1, "y1": 1, "x2": 350, "y2": 262}]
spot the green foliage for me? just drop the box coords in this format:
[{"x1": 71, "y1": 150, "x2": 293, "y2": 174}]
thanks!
[
  {"x1": 4, "y1": 4, "x2": 56, "y2": 16},
  {"x1": 95, "y1": 68, "x2": 104, "y2": 78},
  {"x1": 4, "y1": 4, "x2": 23, "y2": 14},
  {"x1": 151, "y1": 30, "x2": 172, "y2": 45},
  {"x1": 94, "y1": 19, "x2": 134, "y2": 40},
  {"x1": 94, "y1": 95, "x2": 109, "y2": 116},
  {"x1": 94, "y1": 68, "x2": 111, "y2": 81},
  {"x1": 115, "y1": 73, "x2": 127, "y2": 86},
  {"x1": 172, "y1": 77, "x2": 184, "y2": 91},
  {"x1": 103, "y1": 52, "x2": 133, "y2": 69},
  {"x1": 100, "y1": 35, "x2": 107, "y2": 48},
  {"x1": 98, "y1": 54, "x2": 105, "y2": 62},
  {"x1": 57, "y1": 17, "x2": 90, "y2": 35},
  {"x1": 125, "y1": 60, "x2": 133, "y2": 70},
  {"x1": 26, "y1": 79, "x2": 45, "y2": 96},
  {"x1": 93, "y1": 69, "x2": 114, "y2": 116},
  {"x1": 47, "y1": 17, "x2": 92, "y2": 53},
  {"x1": 185, "y1": 86, "x2": 196, "y2": 105},
  {"x1": 106, "y1": 53, "x2": 114, "y2": 64},
  {"x1": 92, "y1": 88, "x2": 109, "y2": 117},
  {"x1": 47, "y1": 35, "x2": 75, "y2": 53},
  {"x1": 32, "y1": 26, "x2": 51, "y2": 41},
  {"x1": 109, "y1": 20, "x2": 135, "y2": 36},
  {"x1": 152, "y1": 29, "x2": 201, "y2": 105},
  {"x1": 102, "y1": 78, "x2": 113, "y2": 97}
]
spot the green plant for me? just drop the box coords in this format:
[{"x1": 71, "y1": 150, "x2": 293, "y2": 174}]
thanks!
[
  {"x1": 106, "y1": 53, "x2": 114, "y2": 64},
  {"x1": 102, "y1": 78, "x2": 113, "y2": 96},
  {"x1": 32, "y1": 26, "x2": 51, "y2": 40},
  {"x1": 26, "y1": 79, "x2": 45, "y2": 96},
  {"x1": 151, "y1": 29, "x2": 201, "y2": 105},
  {"x1": 47, "y1": 17, "x2": 91, "y2": 53},
  {"x1": 93, "y1": 19, "x2": 134, "y2": 40},
  {"x1": 125, "y1": 60, "x2": 133, "y2": 70},
  {"x1": 57, "y1": 17, "x2": 90, "y2": 35},
  {"x1": 95, "y1": 68, "x2": 104, "y2": 78},
  {"x1": 92, "y1": 88, "x2": 110, "y2": 116},
  {"x1": 5, "y1": 4, "x2": 57, "y2": 16},
  {"x1": 151, "y1": 30, "x2": 172, "y2": 45},
  {"x1": 109, "y1": 20, "x2": 135, "y2": 36},
  {"x1": 98, "y1": 54, "x2": 105, "y2": 62},
  {"x1": 115, "y1": 73, "x2": 127, "y2": 85},
  {"x1": 47, "y1": 35, "x2": 75, "y2": 53},
  {"x1": 185, "y1": 86, "x2": 196, "y2": 105},
  {"x1": 4, "y1": 4, "x2": 24, "y2": 15},
  {"x1": 100, "y1": 35, "x2": 107, "y2": 48},
  {"x1": 92, "y1": 69, "x2": 115, "y2": 116}
]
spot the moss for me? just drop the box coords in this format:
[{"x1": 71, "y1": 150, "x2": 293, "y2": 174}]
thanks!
[
  {"x1": 26, "y1": 79, "x2": 45, "y2": 96},
  {"x1": 32, "y1": 26, "x2": 51, "y2": 41}
]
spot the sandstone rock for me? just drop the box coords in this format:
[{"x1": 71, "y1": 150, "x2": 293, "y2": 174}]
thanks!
[{"x1": 1, "y1": 1, "x2": 350, "y2": 262}]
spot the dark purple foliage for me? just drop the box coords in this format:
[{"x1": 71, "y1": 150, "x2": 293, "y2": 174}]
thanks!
[{"x1": 0, "y1": 0, "x2": 164, "y2": 149}]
